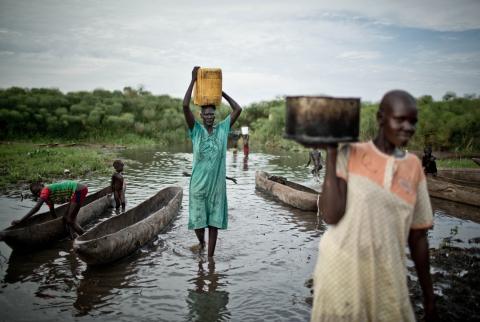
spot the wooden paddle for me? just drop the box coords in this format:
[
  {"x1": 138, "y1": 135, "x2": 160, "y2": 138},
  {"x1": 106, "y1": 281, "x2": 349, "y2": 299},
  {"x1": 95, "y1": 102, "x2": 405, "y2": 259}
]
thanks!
[{"x1": 182, "y1": 171, "x2": 237, "y2": 184}]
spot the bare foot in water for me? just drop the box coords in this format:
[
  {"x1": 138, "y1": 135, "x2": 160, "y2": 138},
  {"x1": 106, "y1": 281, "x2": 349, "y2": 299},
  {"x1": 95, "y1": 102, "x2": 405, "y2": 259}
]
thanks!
[{"x1": 190, "y1": 243, "x2": 205, "y2": 253}]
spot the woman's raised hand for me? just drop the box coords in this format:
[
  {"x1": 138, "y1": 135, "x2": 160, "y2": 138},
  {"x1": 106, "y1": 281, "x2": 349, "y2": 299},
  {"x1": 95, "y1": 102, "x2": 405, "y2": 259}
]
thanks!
[{"x1": 192, "y1": 66, "x2": 200, "y2": 81}]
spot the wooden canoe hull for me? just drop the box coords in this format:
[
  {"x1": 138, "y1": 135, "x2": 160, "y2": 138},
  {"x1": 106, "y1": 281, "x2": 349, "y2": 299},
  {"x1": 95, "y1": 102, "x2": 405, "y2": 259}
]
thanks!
[
  {"x1": 74, "y1": 186, "x2": 183, "y2": 266},
  {"x1": 436, "y1": 169, "x2": 480, "y2": 187},
  {"x1": 427, "y1": 176, "x2": 480, "y2": 207},
  {"x1": 255, "y1": 170, "x2": 318, "y2": 211},
  {"x1": 0, "y1": 187, "x2": 112, "y2": 251}
]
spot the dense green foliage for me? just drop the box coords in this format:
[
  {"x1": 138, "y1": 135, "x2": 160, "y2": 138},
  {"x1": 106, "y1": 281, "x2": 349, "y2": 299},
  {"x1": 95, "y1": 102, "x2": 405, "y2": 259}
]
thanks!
[
  {"x1": 436, "y1": 158, "x2": 477, "y2": 169},
  {"x1": 360, "y1": 95, "x2": 480, "y2": 151},
  {"x1": 0, "y1": 87, "x2": 230, "y2": 145},
  {"x1": 0, "y1": 87, "x2": 478, "y2": 151},
  {"x1": 0, "y1": 143, "x2": 114, "y2": 189},
  {"x1": 238, "y1": 94, "x2": 479, "y2": 152}
]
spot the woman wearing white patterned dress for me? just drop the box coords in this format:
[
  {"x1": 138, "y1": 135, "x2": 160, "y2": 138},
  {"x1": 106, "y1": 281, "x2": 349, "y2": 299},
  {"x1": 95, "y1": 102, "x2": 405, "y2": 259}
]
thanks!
[{"x1": 311, "y1": 90, "x2": 438, "y2": 322}]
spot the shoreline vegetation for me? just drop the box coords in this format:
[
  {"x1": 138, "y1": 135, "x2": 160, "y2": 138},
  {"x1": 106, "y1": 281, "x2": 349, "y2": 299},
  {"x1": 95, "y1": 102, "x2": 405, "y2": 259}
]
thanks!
[
  {"x1": 0, "y1": 87, "x2": 478, "y2": 189},
  {"x1": 0, "y1": 142, "x2": 116, "y2": 192}
]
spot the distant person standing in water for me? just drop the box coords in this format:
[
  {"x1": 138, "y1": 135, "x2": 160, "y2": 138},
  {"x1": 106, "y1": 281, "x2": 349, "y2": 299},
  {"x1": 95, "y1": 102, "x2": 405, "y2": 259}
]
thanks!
[
  {"x1": 311, "y1": 90, "x2": 437, "y2": 321},
  {"x1": 111, "y1": 159, "x2": 126, "y2": 211},
  {"x1": 183, "y1": 66, "x2": 242, "y2": 257},
  {"x1": 422, "y1": 146, "x2": 437, "y2": 176},
  {"x1": 306, "y1": 149, "x2": 322, "y2": 179}
]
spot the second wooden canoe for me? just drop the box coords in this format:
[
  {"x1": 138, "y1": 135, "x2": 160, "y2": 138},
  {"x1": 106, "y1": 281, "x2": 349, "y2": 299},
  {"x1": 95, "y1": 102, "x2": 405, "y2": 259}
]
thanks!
[
  {"x1": 427, "y1": 176, "x2": 480, "y2": 207},
  {"x1": 436, "y1": 168, "x2": 480, "y2": 187},
  {"x1": 255, "y1": 170, "x2": 319, "y2": 211},
  {"x1": 73, "y1": 186, "x2": 183, "y2": 265},
  {"x1": 0, "y1": 187, "x2": 112, "y2": 251}
]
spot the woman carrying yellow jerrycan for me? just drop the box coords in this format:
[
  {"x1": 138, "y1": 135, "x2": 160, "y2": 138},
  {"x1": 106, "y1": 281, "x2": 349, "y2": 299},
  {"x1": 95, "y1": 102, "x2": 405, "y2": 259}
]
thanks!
[{"x1": 182, "y1": 66, "x2": 242, "y2": 258}]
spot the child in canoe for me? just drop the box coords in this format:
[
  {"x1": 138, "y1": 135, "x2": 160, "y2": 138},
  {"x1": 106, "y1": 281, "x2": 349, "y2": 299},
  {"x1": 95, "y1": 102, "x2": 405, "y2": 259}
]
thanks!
[{"x1": 11, "y1": 180, "x2": 88, "y2": 238}]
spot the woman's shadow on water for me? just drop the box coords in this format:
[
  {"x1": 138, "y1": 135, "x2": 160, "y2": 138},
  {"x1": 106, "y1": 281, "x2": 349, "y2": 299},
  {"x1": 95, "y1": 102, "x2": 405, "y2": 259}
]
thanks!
[{"x1": 186, "y1": 258, "x2": 230, "y2": 322}]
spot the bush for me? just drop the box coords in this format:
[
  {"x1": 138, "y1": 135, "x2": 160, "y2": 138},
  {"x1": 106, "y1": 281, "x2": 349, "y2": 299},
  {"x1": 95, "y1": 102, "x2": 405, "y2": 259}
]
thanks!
[{"x1": 0, "y1": 87, "x2": 477, "y2": 151}]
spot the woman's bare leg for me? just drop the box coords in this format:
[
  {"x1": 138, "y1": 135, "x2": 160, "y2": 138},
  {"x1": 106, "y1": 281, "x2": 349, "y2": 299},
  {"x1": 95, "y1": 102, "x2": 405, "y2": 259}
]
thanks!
[
  {"x1": 194, "y1": 228, "x2": 206, "y2": 248},
  {"x1": 208, "y1": 226, "x2": 218, "y2": 257}
]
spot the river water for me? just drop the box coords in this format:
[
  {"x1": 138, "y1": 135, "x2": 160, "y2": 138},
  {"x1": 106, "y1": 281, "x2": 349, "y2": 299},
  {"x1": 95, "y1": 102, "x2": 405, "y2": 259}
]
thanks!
[{"x1": 0, "y1": 147, "x2": 479, "y2": 321}]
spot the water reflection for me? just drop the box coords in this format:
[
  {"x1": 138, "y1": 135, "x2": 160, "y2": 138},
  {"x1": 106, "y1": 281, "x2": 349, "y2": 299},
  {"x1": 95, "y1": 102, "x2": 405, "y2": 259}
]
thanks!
[
  {"x1": 232, "y1": 149, "x2": 238, "y2": 168},
  {"x1": 4, "y1": 244, "x2": 68, "y2": 284},
  {"x1": 74, "y1": 261, "x2": 133, "y2": 316},
  {"x1": 254, "y1": 188, "x2": 323, "y2": 234},
  {"x1": 243, "y1": 156, "x2": 249, "y2": 171},
  {"x1": 0, "y1": 147, "x2": 478, "y2": 322},
  {"x1": 186, "y1": 258, "x2": 230, "y2": 322},
  {"x1": 431, "y1": 197, "x2": 480, "y2": 224}
]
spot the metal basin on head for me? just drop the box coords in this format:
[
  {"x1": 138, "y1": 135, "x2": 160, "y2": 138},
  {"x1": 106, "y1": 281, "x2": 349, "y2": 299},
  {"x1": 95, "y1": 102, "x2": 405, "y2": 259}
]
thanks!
[{"x1": 285, "y1": 96, "x2": 360, "y2": 147}]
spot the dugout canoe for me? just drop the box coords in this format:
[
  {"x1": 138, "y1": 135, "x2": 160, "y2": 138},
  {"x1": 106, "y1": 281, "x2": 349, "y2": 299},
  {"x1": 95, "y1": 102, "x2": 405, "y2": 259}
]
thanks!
[
  {"x1": 255, "y1": 170, "x2": 319, "y2": 211},
  {"x1": 0, "y1": 187, "x2": 112, "y2": 251},
  {"x1": 435, "y1": 168, "x2": 480, "y2": 187},
  {"x1": 73, "y1": 186, "x2": 183, "y2": 266},
  {"x1": 427, "y1": 176, "x2": 480, "y2": 207}
]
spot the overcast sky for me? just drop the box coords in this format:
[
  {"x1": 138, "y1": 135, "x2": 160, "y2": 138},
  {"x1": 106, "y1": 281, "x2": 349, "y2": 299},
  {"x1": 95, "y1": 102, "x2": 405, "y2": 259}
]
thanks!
[{"x1": 0, "y1": 0, "x2": 479, "y2": 104}]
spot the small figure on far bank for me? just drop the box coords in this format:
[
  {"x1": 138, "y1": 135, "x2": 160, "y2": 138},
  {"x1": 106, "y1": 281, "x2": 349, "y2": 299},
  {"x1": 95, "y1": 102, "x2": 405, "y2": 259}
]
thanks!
[
  {"x1": 111, "y1": 160, "x2": 126, "y2": 211},
  {"x1": 422, "y1": 146, "x2": 437, "y2": 176},
  {"x1": 242, "y1": 134, "x2": 249, "y2": 157},
  {"x1": 11, "y1": 180, "x2": 88, "y2": 239},
  {"x1": 183, "y1": 66, "x2": 242, "y2": 258},
  {"x1": 306, "y1": 149, "x2": 323, "y2": 179},
  {"x1": 231, "y1": 132, "x2": 241, "y2": 152}
]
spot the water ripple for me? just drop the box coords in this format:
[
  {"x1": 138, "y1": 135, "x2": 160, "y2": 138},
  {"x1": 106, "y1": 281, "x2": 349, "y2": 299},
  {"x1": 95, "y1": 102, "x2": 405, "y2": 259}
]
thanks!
[{"x1": 0, "y1": 147, "x2": 479, "y2": 321}]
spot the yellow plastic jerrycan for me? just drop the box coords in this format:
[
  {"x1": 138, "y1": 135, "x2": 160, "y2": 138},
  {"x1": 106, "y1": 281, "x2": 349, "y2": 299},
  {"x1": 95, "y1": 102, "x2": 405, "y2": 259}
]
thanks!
[{"x1": 194, "y1": 68, "x2": 222, "y2": 106}]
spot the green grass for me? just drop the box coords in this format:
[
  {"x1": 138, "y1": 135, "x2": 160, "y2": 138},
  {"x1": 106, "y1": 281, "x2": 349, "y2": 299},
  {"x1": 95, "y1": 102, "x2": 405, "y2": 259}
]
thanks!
[
  {"x1": 437, "y1": 158, "x2": 478, "y2": 169},
  {"x1": 0, "y1": 142, "x2": 117, "y2": 190},
  {"x1": 9, "y1": 133, "x2": 160, "y2": 147}
]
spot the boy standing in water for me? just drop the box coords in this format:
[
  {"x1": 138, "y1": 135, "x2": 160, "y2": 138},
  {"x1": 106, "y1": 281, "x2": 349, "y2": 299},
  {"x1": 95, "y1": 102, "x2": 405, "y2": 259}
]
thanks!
[
  {"x1": 111, "y1": 159, "x2": 126, "y2": 211},
  {"x1": 11, "y1": 180, "x2": 88, "y2": 238},
  {"x1": 306, "y1": 149, "x2": 322, "y2": 179},
  {"x1": 422, "y1": 146, "x2": 437, "y2": 176},
  {"x1": 311, "y1": 90, "x2": 437, "y2": 321},
  {"x1": 183, "y1": 66, "x2": 242, "y2": 257}
]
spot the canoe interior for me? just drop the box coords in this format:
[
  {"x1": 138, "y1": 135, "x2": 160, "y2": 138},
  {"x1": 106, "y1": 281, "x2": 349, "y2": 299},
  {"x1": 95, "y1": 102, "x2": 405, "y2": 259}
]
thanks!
[
  {"x1": 4, "y1": 186, "x2": 111, "y2": 230},
  {"x1": 77, "y1": 187, "x2": 181, "y2": 241},
  {"x1": 268, "y1": 174, "x2": 319, "y2": 194}
]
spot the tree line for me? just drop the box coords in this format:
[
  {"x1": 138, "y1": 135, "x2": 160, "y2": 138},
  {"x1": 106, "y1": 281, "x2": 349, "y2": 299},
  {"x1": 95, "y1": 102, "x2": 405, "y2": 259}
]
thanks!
[{"x1": 0, "y1": 87, "x2": 478, "y2": 151}]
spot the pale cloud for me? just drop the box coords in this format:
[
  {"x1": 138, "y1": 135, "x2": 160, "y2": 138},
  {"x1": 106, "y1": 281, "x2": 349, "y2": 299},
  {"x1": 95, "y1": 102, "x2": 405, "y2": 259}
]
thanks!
[
  {"x1": 338, "y1": 51, "x2": 382, "y2": 60},
  {"x1": 0, "y1": 0, "x2": 479, "y2": 104}
]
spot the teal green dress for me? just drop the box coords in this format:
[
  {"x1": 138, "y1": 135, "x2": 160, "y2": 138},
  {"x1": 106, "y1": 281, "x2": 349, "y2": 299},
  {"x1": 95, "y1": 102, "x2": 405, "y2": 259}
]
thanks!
[{"x1": 188, "y1": 115, "x2": 231, "y2": 230}]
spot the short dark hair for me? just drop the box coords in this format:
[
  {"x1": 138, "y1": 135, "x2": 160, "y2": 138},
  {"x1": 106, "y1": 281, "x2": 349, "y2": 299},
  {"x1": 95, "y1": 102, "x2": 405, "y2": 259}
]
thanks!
[
  {"x1": 113, "y1": 159, "x2": 124, "y2": 171},
  {"x1": 201, "y1": 105, "x2": 216, "y2": 110},
  {"x1": 29, "y1": 182, "x2": 43, "y2": 194},
  {"x1": 379, "y1": 90, "x2": 416, "y2": 113}
]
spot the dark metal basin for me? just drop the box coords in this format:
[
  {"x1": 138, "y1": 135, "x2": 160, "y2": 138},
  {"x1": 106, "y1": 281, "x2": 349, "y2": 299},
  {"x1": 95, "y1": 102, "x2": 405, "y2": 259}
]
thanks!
[{"x1": 285, "y1": 96, "x2": 360, "y2": 147}]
